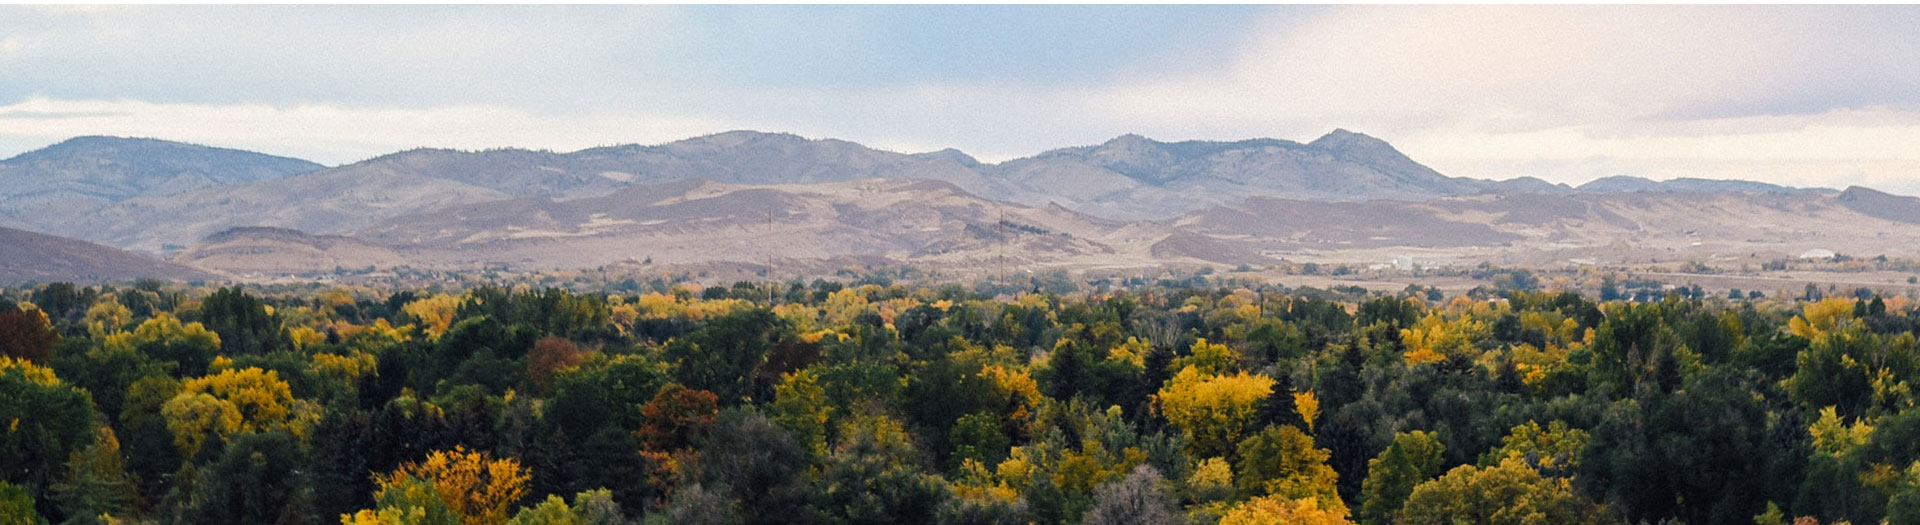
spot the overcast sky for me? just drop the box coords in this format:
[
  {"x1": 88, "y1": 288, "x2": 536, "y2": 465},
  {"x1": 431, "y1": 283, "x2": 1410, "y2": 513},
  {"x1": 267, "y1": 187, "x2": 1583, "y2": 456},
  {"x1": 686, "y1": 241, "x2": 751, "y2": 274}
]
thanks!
[{"x1": 5, "y1": 5, "x2": 1920, "y2": 192}]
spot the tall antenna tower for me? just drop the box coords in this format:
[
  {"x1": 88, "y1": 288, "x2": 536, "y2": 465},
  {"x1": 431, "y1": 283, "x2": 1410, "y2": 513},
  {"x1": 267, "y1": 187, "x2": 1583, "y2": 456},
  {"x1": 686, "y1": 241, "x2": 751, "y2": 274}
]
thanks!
[{"x1": 760, "y1": 203, "x2": 768, "y2": 301}]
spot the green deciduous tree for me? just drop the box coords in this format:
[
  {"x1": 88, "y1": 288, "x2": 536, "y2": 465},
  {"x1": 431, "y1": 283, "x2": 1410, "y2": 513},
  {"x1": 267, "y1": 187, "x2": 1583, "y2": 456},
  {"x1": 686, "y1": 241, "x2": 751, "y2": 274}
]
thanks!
[
  {"x1": 665, "y1": 308, "x2": 787, "y2": 404},
  {"x1": 1357, "y1": 430, "x2": 1444, "y2": 525},
  {"x1": 343, "y1": 474, "x2": 457, "y2": 525},
  {"x1": 1586, "y1": 369, "x2": 1796, "y2": 524},
  {"x1": 105, "y1": 314, "x2": 221, "y2": 378},
  {"x1": 0, "y1": 357, "x2": 95, "y2": 517},
  {"x1": 50, "y1": 427, "x2": 136, "y2": 522},
  {"x1": 197, "y1": 286, "x2": 284, "y2": 356},
  {"x1": 814, "y1": 416, "x2": 949, "y2": 524},
  {"x1": 698, "y1": 409, "x2": 813, "y2": 525},
  {"x1": 1784, "y1": 330, "x2": 1878, "y2": 420},
  {"x1": 176, "y1": 431, "x2": 313, "y2": 525},
  {"x1": 0, "y1": 480, "x2": 47, "y2": 525}
]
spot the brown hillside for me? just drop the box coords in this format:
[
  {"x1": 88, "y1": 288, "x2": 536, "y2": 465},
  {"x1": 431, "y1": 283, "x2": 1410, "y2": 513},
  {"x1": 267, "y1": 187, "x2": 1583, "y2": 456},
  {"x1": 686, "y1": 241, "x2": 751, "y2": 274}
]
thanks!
[{"x1": 0, "y1": 226, "x2": 212, "y2": 283}]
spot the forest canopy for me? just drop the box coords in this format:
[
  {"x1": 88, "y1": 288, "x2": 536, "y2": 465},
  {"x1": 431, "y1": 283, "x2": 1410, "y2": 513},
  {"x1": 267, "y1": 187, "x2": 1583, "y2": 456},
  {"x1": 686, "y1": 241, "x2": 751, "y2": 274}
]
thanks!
[{"x1": 1, "y1": 277, "x2": 1918, "y2": 525}]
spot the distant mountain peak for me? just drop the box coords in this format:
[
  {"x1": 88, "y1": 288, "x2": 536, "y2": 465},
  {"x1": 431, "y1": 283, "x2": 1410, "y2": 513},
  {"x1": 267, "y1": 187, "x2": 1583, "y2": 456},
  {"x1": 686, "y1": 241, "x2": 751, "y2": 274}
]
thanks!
[
  {"x1": 687, "y1": 130, "x2": 810, "y2": 147},
  {"x1": 1576, "y1": 175, "x2": 1659, "y2": 192},
  {"x1": 1307, "y1": 128, "x2": 1396, "y2": 155},
  {"x1": 912, "y1": 148, "x2": 981, "y2": 167},
  {"x1": 49, "y1": 135, "x2": 171, "y2": 146},
  {"x1": 0, "y1": 136, "x2": 325, "y2": 214},
  {"x1": 7, "y1": 135, "x2": 322, "y2": 166},
  {"x1": 1841, "y1": 185, "x2": 1887, "y2": 198},
  {"x1": 10, "y1": 135, "x2": 216, "y2": 163},
  {"x1": 1102, "y1": 133, "x2": 1156, "y2": 146},
  {"x1": 1576, "y1": 175, "x2": 1811, "y2": 194},
  {"x1": 41, "y1": 135, "x2": 149, "y2": 149}
]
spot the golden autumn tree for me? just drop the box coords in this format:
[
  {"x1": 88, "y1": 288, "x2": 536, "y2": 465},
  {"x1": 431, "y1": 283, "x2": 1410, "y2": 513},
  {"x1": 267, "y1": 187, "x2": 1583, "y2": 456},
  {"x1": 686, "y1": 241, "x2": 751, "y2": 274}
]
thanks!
[
  {"x1": 83, "y1": 298, "x2": 133, "y2": 338},
  {"x1": 1219, "y1": 494, "x2": 1355, "y2": 525},
  {"x1": 101, "y1": 314, "x2": 223, "y2": 376},
  {"x1": 1294, "y1": 390, "x2": 1321, "y2": 432},
  {"x1": 984, "y1": 405, "x2": 1148, "y2": 500},
  {"x1": 402, "y1": 294, "x2": 461, "y2": 341},
  {"x1": 1155, "y1": 365, "x2": 1274, "y2": 458},
  {"x1": 161, "y1": 367, "x2": 315, "y2": 457},
  {"x1": 980, "y1": 364, "x2": 1049, "y2": 440},
  {"x1": 158, "y1": 392, "x2": 237, "y2": 459},
  {"x1": 311, "y1": 350, "x2": 378, "y2": 402},
  {"x1": 1188, "y1": 456, "x2": 1236, "y2": 500},
  {"x1": 1235, "y1": 425, "x2": 1343, "y2": 512},
  {"x1": 1790, "y1": 297, "x2": 1857, "y2": 340},
  {"x1": 1489, "y1": 420, "x2": 1589, "y2": 473},
  {"x1": 368, "y1": 446, "x2": 531, "y2": 525},
  {"x1": 1401, "y1": 311, "x2": 1489, "y2": 365}
]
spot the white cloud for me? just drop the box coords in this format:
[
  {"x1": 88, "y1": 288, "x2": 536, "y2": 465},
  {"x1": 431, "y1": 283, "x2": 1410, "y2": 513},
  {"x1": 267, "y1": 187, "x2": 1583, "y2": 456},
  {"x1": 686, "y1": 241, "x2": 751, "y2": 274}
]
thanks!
[
  {"x1": 1081, "y1": 5, "x2": 1920, "y2": 191},
  {"x1": 1094, "y1": 6, "x2": 1919, "y2": 131}
]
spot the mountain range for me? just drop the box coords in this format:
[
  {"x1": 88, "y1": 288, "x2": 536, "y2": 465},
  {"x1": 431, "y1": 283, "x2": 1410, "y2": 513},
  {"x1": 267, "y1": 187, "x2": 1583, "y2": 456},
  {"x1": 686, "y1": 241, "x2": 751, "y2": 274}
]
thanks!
[
  {"x1": 2, "y1": 130, "x2": 1909, "y2": 282},
  {"x1": 0, "y1": 136, "x2": 323, "y2": 229}
]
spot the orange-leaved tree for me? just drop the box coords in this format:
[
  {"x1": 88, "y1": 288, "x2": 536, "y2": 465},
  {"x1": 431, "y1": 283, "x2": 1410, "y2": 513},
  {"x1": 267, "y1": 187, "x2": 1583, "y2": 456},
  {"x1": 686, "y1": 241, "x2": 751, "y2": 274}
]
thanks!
[
  {"x1": 635, "y1": 383, "x2": 719, "y2": 492},
  {"x1": 526, "y1": 337, "x2": 583, "y2": 395},
  {"x1": 0, "y1": 309, "x2": 57, "y2": 363}
]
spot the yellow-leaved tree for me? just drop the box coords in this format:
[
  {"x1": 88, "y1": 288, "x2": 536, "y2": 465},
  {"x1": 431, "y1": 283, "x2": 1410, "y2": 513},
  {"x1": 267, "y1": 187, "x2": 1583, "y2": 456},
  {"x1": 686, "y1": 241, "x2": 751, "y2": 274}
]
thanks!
[
  {"x1": 1219, "y1": 494, "x2": 1355, "y2": 525},
  {"x1": 1235, "y1": 425, "x2": 1344, "y2": 512},
  {"x1": 1399, "y1": 457, "x2": 1608, "y2": 525},
  {"x1": 401, "y1": 294, "x2": 461, "y2": 341},
  {"x1": 1400, "y1": 312, "x2": 1489, "y2": 365},
  {"x1": 1155, "y1": 365, "x2": 1274, "y2": 458},
  {"x1": 83, "y1": 297, "x2": 133, "y2": 337},
  {"x1": 160, "y1": 367, "x2": 316, "y2": 457},
  {"x1": 1790, "y1": 297, "x2": 1857, "y2": 340},
  {"x1": 980, "y1": 364, "x2": 1048, "y2": 440},
  {"x1": 769, "y1": 369, "x2": 832, "y2": 456},
  {"x1": 1179, "y1": 338, "x2": 1242, "y2": 375},
  {"x1": 1489, "y1": 420, "x2": 1589, "y2": 473},
  {"x1": 359, "y1": 446, "x2": 531, "y2": 525}
]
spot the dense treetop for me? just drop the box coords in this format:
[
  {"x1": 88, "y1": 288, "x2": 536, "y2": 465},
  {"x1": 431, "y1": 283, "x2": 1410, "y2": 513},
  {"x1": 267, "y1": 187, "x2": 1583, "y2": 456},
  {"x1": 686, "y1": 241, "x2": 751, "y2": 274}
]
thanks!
[{"x1": 1, "y1": 277, "x2": 1917, "y2": 524}]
